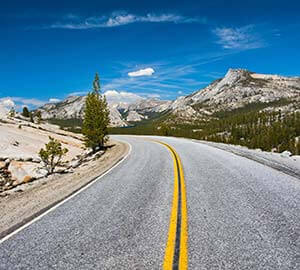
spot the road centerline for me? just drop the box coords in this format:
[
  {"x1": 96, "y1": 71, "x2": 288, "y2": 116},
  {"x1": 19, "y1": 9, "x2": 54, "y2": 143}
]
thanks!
[{"x1": 152, "y1": 141, "x2": 188, "y2": 270}]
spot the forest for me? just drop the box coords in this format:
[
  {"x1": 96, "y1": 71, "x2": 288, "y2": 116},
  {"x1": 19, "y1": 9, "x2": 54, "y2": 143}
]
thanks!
[{"x1": 109, "y1": 109, "x2": 300, "y2": 155}]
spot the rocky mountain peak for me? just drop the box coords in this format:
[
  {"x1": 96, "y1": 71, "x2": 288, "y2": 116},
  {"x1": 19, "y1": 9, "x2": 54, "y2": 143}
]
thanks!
[
  {"x1": 214, "y1": 68, "x2": 250, "y2": 91},
  {"x1": 170, "y1": 68, "x2": 300, "y2": 121}
]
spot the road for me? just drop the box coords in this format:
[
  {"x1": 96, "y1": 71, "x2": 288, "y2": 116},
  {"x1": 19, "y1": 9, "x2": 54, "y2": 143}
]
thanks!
[{"x1": 0, "y1": 136, "x2": 299, "y2": 269}]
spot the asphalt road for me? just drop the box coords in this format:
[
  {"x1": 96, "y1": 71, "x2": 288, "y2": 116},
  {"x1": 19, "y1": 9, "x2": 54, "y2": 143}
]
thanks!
[{"x1": 0, "y1": 136, "x2": 299, "y2": 269}]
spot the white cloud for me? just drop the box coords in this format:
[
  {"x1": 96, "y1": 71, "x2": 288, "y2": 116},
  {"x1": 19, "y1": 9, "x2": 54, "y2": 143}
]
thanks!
[
  {"x1": 0, "y1": 98, "x2": 15, "y2": 117},
  {"x1": 49, "y1": 98, "x2": 61, "y2": 103},
  {"x1": 50, "y1": 12, "x2": 201, "y2": 29},
  {"x1": 145, "y1": 93, "x2": 160, "y2": 99},
  {"x1": 68, "y1": 91, "x2": 88, "y2": 96},
  {"x1": 105, "y1": 14, "x2": 136, "y2": 27},
  {"x1": 9, "y1": 97, "x2": 46, "y2": 107},
  {"x1": 0, "y1": 97, "x2": 47, "y2": 111},
  {"x1": 140, "y1": 14, "x2": 188, "y2": 23},
  {"x1": 128, "y1": 68, "x2": 155, "y2": 77},
  {"x1": 0, "y1": 98, "x2": 15, "y2": 108},
  {"x1": 213, "y1": 25, "x2": 264, "y2": 50},
  {"x1": 178, "y1": 91, "x2": 183, "y2": 95},
  {"x1": 104, "y1": 90, "x2": 143, "y2": 103}
]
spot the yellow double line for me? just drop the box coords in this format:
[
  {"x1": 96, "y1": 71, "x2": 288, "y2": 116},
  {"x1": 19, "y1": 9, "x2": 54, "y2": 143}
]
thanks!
[{"x1": 154, "y1": 141, "x2": 188, "y2": 270}]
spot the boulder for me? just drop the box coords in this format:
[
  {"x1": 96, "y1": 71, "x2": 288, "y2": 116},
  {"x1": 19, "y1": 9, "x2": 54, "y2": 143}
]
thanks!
[
  {"x1": 8, "y1": 161, "x2": 48, "y2": 185},
  {"x1": 23, "y1": 157, "x2": 33, "y2": 162},
  {"x1": 70, "y1": 159, "x2": 81, "y2": 168},
  {"x1": 281, "y1": 150, "x2": 292, "y2": 158},
  {"x1": 0, "y1": 161, "x2": 6, "y2": 169},
  {"x1": 83, "y1": 149, "x2": 94, "y2": 158},
  {"x1": 35, "y1": 168, "x2": 48, "y2": 178},
  {"x1": 65, "y1": 168, "x2": 74, "y2": 173},
  {"x1": 55, "y1": 166, "x2": 69, "y2": 174},
  {"x1": 32, "y1": 157, "x2": 42, "y2": 163},
  {"x1": 5, "y1": 159, "x2": 10, "y2": 166},
  {"x1": 84, "y1": 150, "x2": 105, "y2": 162}
]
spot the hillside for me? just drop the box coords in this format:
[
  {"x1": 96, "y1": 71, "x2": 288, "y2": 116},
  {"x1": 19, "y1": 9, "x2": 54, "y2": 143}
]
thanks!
[
  {"x1": 39, "y1": 96, "x2": 127, "y2": 127},
  {"x1": 38, "y1": 95, "x2": 171, "y2": 128},
  {"x1": 0, "y1": 115, "x2": 86, "y2": 192},
  {"x1": 170, "y1": 68, "x2": 300, "y2": 123}
]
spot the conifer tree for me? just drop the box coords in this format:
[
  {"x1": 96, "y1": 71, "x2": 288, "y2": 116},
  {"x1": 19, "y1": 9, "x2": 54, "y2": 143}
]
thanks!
[
  {"x1": 22, "y1": 106, "x2": 30, "y2": 117},
  {"x1": 29, "y1": 112, "x2": 34, "y2": 123},
  {"x1": 36, "y1": 110, "x2": 42, "y2": 124},
  {"x1": 82, "y1": 73, "x2": 110, "y2": 152},
  {"x1": 93, "y1": 72, "x2": 101, "y2": 95}
]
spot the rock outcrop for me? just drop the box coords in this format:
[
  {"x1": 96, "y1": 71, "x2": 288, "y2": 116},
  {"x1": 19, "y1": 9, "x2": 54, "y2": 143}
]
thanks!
[
  {"x1": 0, "y1": 118, "x2": 85, "y2": 192},
  {"x1": 8, "y1": 161, "x2": 48, "y2": 185}
]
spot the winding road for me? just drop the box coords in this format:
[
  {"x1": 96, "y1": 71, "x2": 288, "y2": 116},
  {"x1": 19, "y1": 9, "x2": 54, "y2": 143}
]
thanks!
[{"x1": 0, "y1": 136, "x2": 299, "y2": 269}]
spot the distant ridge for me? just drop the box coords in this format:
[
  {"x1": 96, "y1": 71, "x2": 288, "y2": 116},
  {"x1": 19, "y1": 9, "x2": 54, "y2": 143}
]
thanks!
[{"x1": 38, "y1": 68, "x2": 300, "y2": 127}]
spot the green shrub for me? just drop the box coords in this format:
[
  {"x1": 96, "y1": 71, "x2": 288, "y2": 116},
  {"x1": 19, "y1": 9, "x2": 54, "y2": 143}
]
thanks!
[{"x1": 39, "y1": 136, "x2": 68, "y2": 174}]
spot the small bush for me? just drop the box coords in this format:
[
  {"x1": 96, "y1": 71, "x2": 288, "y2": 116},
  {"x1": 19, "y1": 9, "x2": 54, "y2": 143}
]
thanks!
[
  {"x1": 39, "y1": 136, "x2": 68, "y2": 174},
  {"x1": 9, "y1": 108, "x2": 15, "y2": 118}
]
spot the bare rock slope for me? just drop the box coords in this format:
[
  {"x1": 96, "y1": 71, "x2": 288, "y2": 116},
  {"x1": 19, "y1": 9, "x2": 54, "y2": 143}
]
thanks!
[
  {"x1": 171, "y1": 69, "x2": 300, "y2": 121},
  {"x1": 39, "y1": 96, "x2": 127, "y2": 127},
  {"x1": 0, "y1": 117, "x2": 89, "y2": 192},
  {"x1": 39, "y1": 96, "x2": 171, "y2": 126}
]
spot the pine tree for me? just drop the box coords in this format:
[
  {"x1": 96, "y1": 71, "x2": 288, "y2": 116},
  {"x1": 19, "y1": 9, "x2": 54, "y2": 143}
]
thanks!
[
  {"x1": 93, "y1": 72, "x2": 101, "y2": 95},
  {"x1": 36, "y1": 110, "x2": 42, "y2": 124},
  {"x1": 22, "y1": 106, "x2": 30, "y2": 117},
  {"x1": 82, "y1": 73, "x2": 110, "y2": 152},
  {"x1": 29, "y1": 112, "x2": 34, "y2": 123}
]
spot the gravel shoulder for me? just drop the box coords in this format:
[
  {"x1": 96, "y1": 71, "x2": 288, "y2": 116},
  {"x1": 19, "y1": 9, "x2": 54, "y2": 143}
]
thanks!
[
  {"x1": 0, "y1": 139, "x2": 129, "y2": 238},
  {"x1": 191, "y1": 139, "x2": 300, "y2": 180}
]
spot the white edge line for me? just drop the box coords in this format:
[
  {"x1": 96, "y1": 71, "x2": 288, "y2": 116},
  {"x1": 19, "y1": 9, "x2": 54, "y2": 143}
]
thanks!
[{"x1": 0, "y1": 140, "x2": 132, "y2": 245}]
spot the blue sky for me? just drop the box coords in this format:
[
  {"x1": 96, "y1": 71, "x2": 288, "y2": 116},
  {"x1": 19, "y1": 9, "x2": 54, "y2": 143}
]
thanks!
[{"x1": 0, "y1": 0, "x2": 300, "y2": 108}]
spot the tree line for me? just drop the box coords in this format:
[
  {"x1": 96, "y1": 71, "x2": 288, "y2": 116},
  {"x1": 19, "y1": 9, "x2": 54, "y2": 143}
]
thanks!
[{"x1": 109, "y1": 109, "x2": 300, "y2": 155}]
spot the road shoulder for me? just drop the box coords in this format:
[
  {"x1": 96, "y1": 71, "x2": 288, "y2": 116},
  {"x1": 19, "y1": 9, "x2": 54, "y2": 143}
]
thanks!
[
  {"x1": 192, "y1": 139, "x2": 300, "y2": 180},
  {"x1": 0, "y1": 139, "x2": 129, "y2": 238}
]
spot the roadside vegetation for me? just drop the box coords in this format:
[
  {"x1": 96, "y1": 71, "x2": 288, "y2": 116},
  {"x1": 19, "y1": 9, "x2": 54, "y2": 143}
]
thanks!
[
  {"x1": 82, "y1": 73, "x2": 110, "y2": 152},
  {"x1": 37, "y1": 73, "x2": 110, "y2": 176},
  {"x1": 39, "y1": 136, "x2": 69, "y2": 174}
]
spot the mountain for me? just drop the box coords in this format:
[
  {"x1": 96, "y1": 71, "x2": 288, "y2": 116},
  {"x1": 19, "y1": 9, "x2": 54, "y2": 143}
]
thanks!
[
  {"x1": 38, "y1": 68, "x2": 300, "y2": 130},
  {"x1": 38, "y1": 95, "x2": 171, "y2": 127},
  {"x1": 170, "y1": 68, "x2": 300, "y2": 122},
  {"x1": 38, "y1": 96, "x2": 127, "y2": 127},
  {"x1": 122, "y1": 98, "x2": 172, "y2": 122},
  {"x1": 126, "y1": 98, "x2": 172, "y2": 113}
]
